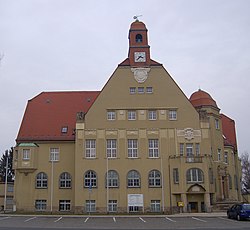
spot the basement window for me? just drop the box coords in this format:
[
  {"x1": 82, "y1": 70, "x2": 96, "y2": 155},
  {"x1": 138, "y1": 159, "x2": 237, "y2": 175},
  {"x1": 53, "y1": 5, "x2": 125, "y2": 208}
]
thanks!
[{"x1": 61, "y1": 126, "x2": 68, "y2": 133}]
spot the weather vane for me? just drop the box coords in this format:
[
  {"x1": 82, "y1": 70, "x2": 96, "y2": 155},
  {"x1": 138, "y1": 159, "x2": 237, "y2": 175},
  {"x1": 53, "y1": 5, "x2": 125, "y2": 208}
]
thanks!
[{"x1": 133, "y1": 15, "x2": 142, "y2": 21}]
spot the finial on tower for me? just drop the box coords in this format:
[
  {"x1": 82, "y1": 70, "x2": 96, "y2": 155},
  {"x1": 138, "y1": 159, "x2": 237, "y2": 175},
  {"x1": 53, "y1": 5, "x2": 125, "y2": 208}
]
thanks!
[{"x1": 133, "y1": 15, "x2": 142, "y2": 21}]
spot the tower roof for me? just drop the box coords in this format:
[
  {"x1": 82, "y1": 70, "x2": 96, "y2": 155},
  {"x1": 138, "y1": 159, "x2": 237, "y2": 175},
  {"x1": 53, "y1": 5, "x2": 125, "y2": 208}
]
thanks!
[
  {"x1": 189, "y1": 89, "x2": 218, "y2": 109},
  {"x1": 130, "y1": 20, "x2": 147, "y2": 30}
]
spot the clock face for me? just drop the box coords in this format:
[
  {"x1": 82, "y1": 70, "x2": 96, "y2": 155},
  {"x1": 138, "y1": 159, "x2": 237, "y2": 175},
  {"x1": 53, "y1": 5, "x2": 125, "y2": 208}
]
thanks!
[{"x1": 134, "y1": 52, "x2": 146, "y2": 62}]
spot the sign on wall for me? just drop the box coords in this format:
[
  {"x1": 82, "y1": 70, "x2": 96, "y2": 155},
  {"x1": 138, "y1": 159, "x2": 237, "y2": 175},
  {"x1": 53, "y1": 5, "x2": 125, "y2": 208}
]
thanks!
[{"x1": 128, "y1": 194, "x2": 144, "y2": 207}]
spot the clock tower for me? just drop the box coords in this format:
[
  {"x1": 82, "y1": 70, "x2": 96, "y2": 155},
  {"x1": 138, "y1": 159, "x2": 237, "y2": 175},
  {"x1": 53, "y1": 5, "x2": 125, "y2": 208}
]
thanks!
[{"x1": 128, "y1": 19, "x2": 151, "y2": 67}]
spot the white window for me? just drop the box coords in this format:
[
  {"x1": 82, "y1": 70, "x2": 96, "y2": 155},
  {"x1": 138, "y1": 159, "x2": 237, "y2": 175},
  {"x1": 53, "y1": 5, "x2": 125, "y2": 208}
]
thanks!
[
  {"x1": 138, "y1": 87, "x2": 144, "y2": 94},
  {"x1": 59, "y1": 200, "x2": 70, "y2": 211},
  {"x1": 179, "y1": 143, "x2": 184, "y2": 156},
  {"x1": 85, "y1": 140, "x2": 96, "y2": 158},
  {"x1": 128, "y1": 139, "x2": 138, "y2": 158},
  {"x1": 128, "y1": 110, "x2": 136, "y2": 120},
  {"x1": 169, "y1": 110, "x2": 177, "y2": 120},
  {"x1": 59, "y1": 172, "x2": 72, "y2": 188},
  {"x1": 148, "y1": 170, "x2": 161, "y2": 187},
  {"x1": 108, "y1": 200, "x2": 117, "y2": 212},
  {"x1": 186, "y1": 168, "x2": 203, "y2": 183},
  {"x1": 127, "y1": 170, "x2": 140, "y2": 187},
  {"x1": 22, "y1": 149, "x2": 30, "y2": 160},
  {"x1": 150, "y1": 200, "x2": 161, "y2": 212},
  {"x1": 149, "y1": 139, "x2": 159, "y2": 158},
  {"x1": 107, "y1": 139, "x2": 117, "y2": 158},
  {"x1": 173, "y1": 168, "x2": 179, "y2": 184},
  {"x1": 106, "y1": 170, "x2": 119, "y2": 187},
  {"x1": 215, "y1": 118, "x2": 220, "y2": 129},
  {"x1": 224, "y1": 152, "x2": 228, "y2": 164},
  {"x1": 61, "y1": 126, "x2": 68, "y2": 133},
  {"x1": 218, "y1": 149, "x2": 221, "y2": 161},
  {"x1": 36, "y1": 172, "x2": 48, "y2": 188},
  {"x1": 146, "y1": 87, "x2": 153, "y2": 93},
  {"x1": 107, "y1": 111, "x2": 116, "y2": 120},
  {"x1": 35, "y1": 200, "x2": 47, "y2": 211},
  {"x1": 86, "y1": 200, "x2": 96, "y2": 212},
  {"x1": 50, "y1": 148, "x2": 59, "y2": 161},
  {"x1": 129, "y1": 87, "x2": 136, "y2": 94},
  {"x1": 186, "y1": 143, "x2": 193, "y2": 157},
  {"x1": 148, "y1": 110, "x2": 157, "y2": 120},
  {"x1": 195, "y1": 143, "x2": 200, "y2": 156}
]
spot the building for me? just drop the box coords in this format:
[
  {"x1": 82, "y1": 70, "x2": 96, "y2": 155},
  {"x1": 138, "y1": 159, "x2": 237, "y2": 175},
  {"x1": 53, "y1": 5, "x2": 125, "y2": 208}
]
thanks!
[
  {"x1": 13, "y1": 19, "x2": 242, "y2": 214},
  {"x1": 0, "y1": 182, "x2": 14, "y2": 212}
]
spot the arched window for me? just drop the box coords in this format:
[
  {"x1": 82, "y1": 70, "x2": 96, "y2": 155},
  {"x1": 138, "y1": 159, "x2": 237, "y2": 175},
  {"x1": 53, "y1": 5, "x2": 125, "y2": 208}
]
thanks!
[
  {"x1": 186, "y1": 168, "x2": 203, "y2": 183},
  {"x1": 59, "y1": 172, "x2": 72, "y2": 188},
  {"x1": 135, "y1": 34, "x2": 143, "y2": 43},
  {"x1": 148, "y1": 170, "x2": 161, "y2": 187},
  {"x1": 36, "y1": 172, "x2": 48, "y2": 188},
  {"x1": 106, "y1": 170, "x2": 119, "y2": 187},
  {"x1": 127, "y1": 170, "x2": 140, "y2": 187},
  {"x1": 84, "y1": 170, "x2": 97, "y2": 188}
]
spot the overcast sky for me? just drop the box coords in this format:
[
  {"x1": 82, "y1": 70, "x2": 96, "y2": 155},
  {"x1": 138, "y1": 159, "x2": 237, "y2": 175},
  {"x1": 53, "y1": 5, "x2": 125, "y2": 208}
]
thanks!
[{"x1": 0, "y1": 0, "x2": 249, "y2": 156}]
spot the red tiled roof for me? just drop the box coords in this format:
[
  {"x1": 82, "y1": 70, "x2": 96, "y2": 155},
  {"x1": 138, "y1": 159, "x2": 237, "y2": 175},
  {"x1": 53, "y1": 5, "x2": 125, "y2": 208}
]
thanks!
[
  {"x1": 16, "y1": 91, "x2": 100, "y2": 142},
  {"x1": 189, "y1": 89, "x2": 218, "y2": 108},
  {"x1": 221, "y1": 113, "x2": 237, "y2": 150}
]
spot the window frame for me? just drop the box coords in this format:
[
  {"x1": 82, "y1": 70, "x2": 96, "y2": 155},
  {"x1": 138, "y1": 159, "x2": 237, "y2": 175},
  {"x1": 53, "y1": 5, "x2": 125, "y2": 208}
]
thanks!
[
  {"x1": 86, "y1": 200, "x2": 96, "y2": 213},
  {"x1": 128, "y1": 110, "x2": 136, "y2": 120},
  {"x1": 148, "y1": 139, "x2": 159, "y2": 158},
  {"x1": 108, "y1": 200, "x2": 118, "y2": 212},
  {"x1": 150, "y1": 200, "x2": 161, "y2": 212},
  {"x1": 106, "y1": 170, "x2": 119, "y2": 188},
  {"x1": 35, "y1": 199, "x2": 47, "y2": 211},
  {"x1": 169, "y1": 110, "x2": 177, "y2": 120},
  {"x1": 173, "y1": 168, "x2": 179, "y2": 184},
  {"x1": 148, "y1": 110, "x2": 157, "y2": 120},
  {"x1": 59, "y1": 172, "x2": 72, "y2": 189},
  {"x1": 50, "y1": 147, "x2": 59, "y2": 162},
  {"x1": 22, "y1": 149, "x2": 30, "y2": 160},
  {"x1": 148, "y1": 170, "x2": 161, "y2": 187},
  {"x1": 128, "y1": 139, "x2": 138, "y2": 158},
  {"x1": 36, "y1": 172, "x2": 48, "y2": 189},
  {"x1": 127, "y1": 170, "x2": 140, "y2": 188},
  {"x1": 107, "y1": 111, "x2": 116, "y2": 121},
  {"x1": 186, "y1": 168, "x2": 204, "y2": 183},
  {"x1": 59, "y1": 200, "x2": 71, "y2": 211},
  {"x1": 106, "y1": 139, "x2": 117, "y2": 158},
  {"x1": 84, "y1": 170, "x2": 97, "y2": 188},
  {"x1": 85, "y1": 139, "x2": 96, "y2": 158}
]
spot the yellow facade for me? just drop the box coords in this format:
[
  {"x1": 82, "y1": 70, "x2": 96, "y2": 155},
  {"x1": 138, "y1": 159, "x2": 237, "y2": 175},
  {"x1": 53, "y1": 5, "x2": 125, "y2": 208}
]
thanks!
[{"x1": 13, "y1": 20, "x2": 242, "y2": 214}]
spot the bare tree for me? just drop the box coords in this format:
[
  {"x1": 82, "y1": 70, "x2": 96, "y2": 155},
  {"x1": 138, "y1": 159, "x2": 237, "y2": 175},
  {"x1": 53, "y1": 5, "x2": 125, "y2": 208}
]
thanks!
[{"x1": 241, "y1": 151, "x2": 250, "y2": 191}]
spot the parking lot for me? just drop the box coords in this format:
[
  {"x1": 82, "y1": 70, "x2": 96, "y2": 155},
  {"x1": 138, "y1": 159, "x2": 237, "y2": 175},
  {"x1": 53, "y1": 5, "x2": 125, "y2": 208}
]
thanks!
[{"x1": 0, "y1": 214, "x2": 250, "y2": 229}]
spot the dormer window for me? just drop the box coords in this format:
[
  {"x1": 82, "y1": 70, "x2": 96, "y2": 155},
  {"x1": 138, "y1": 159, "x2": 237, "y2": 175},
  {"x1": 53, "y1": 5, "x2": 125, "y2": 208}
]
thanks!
[
  {"x1": 61, "y1": 126, "x2": 68, "y2": 133},
  {"x1": 135, "y1": 34, "x2": 143, "y2": 43}
]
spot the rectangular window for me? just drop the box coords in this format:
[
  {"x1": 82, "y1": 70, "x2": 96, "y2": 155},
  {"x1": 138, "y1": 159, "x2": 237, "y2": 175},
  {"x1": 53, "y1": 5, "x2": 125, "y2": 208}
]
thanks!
[
  {"x1": 86, "y1": 200, "x2": 96, "y2": 212},
  {"x1": 186, "y1": 143, "x2": 193, "y2": 157},
  {"x1": 35, "y1": 200, "x2": 47, "y2": 211},
  {"x1": 173, "y1": 168, "x2": 179, "y2": 184},
  {"x1": 209, "y1": 168, "x2": 214, "y2": 184},
  {"x1": 224, "y1": 152, "x2": 228, "y2": 164},
  {"x1": 148, "y1": 139, "x2": 159, "y2": 158},
  {"x1": 179, "y1": 143, "x2": 184, "y2": 156},
  {"x1": 85, "y1": 140, "x2": 96, "y2": 158},
  {"x1": 138, "y1": 87, "x2": 144, "y2": 94},
  {"x1": 22, "y1": 149, "x2": 30, "y2": 160},
  {"x1": 150, "y1": 200, "x2": 161, "y2": 212},
  {"x1": 50, "y1": 148, "x2": 59, "y2": 161},
  {"x1": 107, "y1": 139, "x2": 117, "y2": 158},
  {"x1": 59, "y1": 200, "x2": 70, "y2": 211},
  {"x1": 218, "y1": 149, "x2": 221, "y2": 161},
  {"x1": 195, "y1": 143, "x2": 200, "y2": 156},
  {"x1": 128, "y1": 139, "x2": 138, "y2": 158},
  {"x1": 7, "y1": 184, "x2": 14, "y2": 193},
  {"x1": 146, "y1": 87, "x2": 153, "y2": 93},
  {"x1": 129, "y1": 87, "x2": 136, "y2": 94},
  {"x1": 215, "y1": 118, "x2": 220, "y2": 129},
  {"x1": 107, "y1": 111, "x2": 116, "y2": 120},
  {"x1": 169, "y1": 110, "x2": 177, "y2": 120},
  {"x1": 128, "y1": 110, "x2": 136, "y2": 120},
  {"x1": 148, "y1": 110, "x2": 157, "y2": 120},
  {"x1": 61, "y1": 126, "x2": 68, "y2": 133},
  {"x1": 108, "y1": 200, "x2": 117, "y2": 212}
]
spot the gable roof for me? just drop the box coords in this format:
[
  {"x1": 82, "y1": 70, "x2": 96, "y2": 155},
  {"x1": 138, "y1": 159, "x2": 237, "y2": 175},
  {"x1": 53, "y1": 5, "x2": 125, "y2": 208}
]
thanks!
[
  {"x1": 16, "y1": 91, "x2": 100, "y2": 142},
  {"x1": 221, "y1": 113, "x2": 237, "y2": 151}
]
